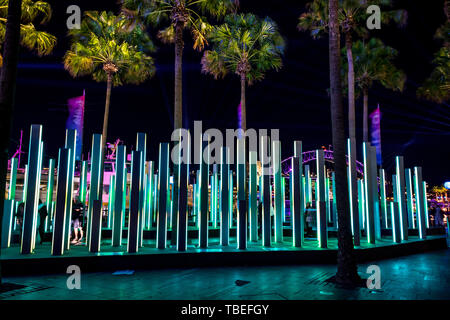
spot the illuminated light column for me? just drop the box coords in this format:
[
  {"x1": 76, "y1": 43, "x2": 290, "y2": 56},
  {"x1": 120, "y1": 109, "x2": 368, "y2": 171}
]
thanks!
[
  {"x1": 152, "y1": 173, "x2": 158, "y2": 226},
  {"x1": 107, "y1": 175, "x2": 115, "y2": 229},
  {"x1": 390, "y1": 201, "x2": 401, "y2": 243},
  {"x1": 282, "y1": 176, "x2": 286, "y2": 224},
  {"x1": 192, "y1": 183, "x2": 197, "y2": 226},
  {"x1": 291, "y1": 155, "x2": 304, "y2": 247},
  {"x1": 272, "y1": 140, "x2": 283, "y2": 243},
  {"x1": 51, "y1": 148, "x2": 70, "y2": 256},
  {"x1": 64, "y1": 129, "x2": 76, "y2": 250},
  {"x1": 289, "y1": 171, "x2": 293, "y2": 228},
  {"x1": 212, "y1": 165, "x2": 219, "y2": 228},
  {"x1": 237, "y1": 199, "x2": 247, "y2": 250},
  {"x1": 21, "y1": 125, "x2": 43, "y2": 255},
  {"x1": 325, "y1": 176, "x2": 331, "y2": 223},
  {"x1": 405, "y1": 168, "x2": 415, "y2": 229},
  {"x1": 112, "y1": 145, "x2": 126, "y2": 247},
  {"x1": 22, "y1": 164, "x2": 28, "y2": 203},
  {"x1": 128, "y1": 150, "x2": 142, "y2": 253},
  {"x1": 358, "y1": 179, "x2": 365, "y2": 231},
  {"x1": 316, "y1": 149, "x2": 327, "y2": 248},
  {"x1": 171, "y1": 151, "x2": 180, "y2": 247},
  {"x1": 45, "y1": 159, "x2": 54, "y2": 232},
  {"x1": 363, "y1": 143, "x2": 375, "y2": 244},
  {"x1": 302, "y1": 176, "x2": 307, "y2": 214},
  {"x1": 89, "y1": 199, "x2": 102, "y2": 253},
  {"x1": 220, "y1": 147, "x2": 230, "y2": 246},
  {"x1": 379, "y1": 168, "x2": 388, "y2": 229},
  {"x1": 8, "y1": 157, "x2": 18, "y2": 200},
  {"x1": 414, "y1": 167, "x2": 426, "y2": 239},
  {"x1": 146, "y1": 161, "x2": 154, "y2": 229},
  {"x1": 79, "y1": 160, "x2": 88, "y2": 205},
  {"x1": 249, "y1": 151, "x2": 258, "y2": 242},
  {"x1": 157, "y1": 143, "x2": 170, "y2": 249},
  {"x1": 87, "y1": 134, "x2": 103, "y2": 249},
  {"x1": 369, "y1": 146, "x2": 381, "y2": 240},
  {"x1": 260, "y1": 135, "x2": 271, "y2": 247},
  {"x1": 177, "y1": 148, "x2": 189, "y2": 251},
  {"x1": 331, "y1": 173, "x2": 338, "y2": 229},
  {"x1": 199, "y1": 139, "x2": 209, "y2": 248},
  {"x1": 237, "y1": 137, "x2": 246, "y2": 201},
  {"x1": 136, "y1": 133, "x2": 147, "y2": 248},
  {"x1": 305, "y1": 165, "x2": 312, "y2": 205},
  {"x1": 395, "y1": 156, "x2": 408, "y2": 240},
  {"x1": 347, "y1": 138, "x2": 359, "y2": 243},
  {"x1": 229, "y1": 171, "x2": 233, "y2": 227},
  {"x1": 1, "y1": 200, "x2": 15, "y2": 248},
  {"x1": 423, "y1": 181, "x2": 429, "y2": 229}
]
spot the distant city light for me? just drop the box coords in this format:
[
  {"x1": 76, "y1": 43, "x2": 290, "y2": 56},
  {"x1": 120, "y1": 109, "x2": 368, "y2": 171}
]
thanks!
[{"x1": 444, "y1": 181, "x2": 450, "y2": 190}]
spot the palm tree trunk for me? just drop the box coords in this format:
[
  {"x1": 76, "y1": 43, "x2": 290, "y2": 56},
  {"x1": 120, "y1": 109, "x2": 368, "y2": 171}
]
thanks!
[
  {"x1": 174, "y1": 22, "x2": 184, "y2": 130},
  {"x1": 363, "y1": 88, "x2": 369, "y2": 142},
  {"x1": 0, "y1": 0, "x2": 22, "y2": 286},
  {"x1": 329, "y1": 0, "x2": 360, "y2": 286},
  {"x1": 240, "y1": 74, "x2": 247, "y2": 132},
  {"x1": 345, "y1": 32, "x2": 355, "y2": 143}
]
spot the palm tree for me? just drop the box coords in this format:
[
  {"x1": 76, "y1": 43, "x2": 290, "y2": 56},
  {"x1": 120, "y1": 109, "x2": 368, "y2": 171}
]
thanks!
[
  {"x1": 201, "y1": 13, "x2": 284, "y2": 131},
  {"x1": 0, "y1": 0, "x2": 21, "y2": 287},
  {"x1": 344, "y1": 38, "x2": 406, "y2": 142},
  {"x1": 298, "y1": 0, "x2": 406, "y2": 143},
  {"x1": 328, "y1": 0, "x2": 360, "y2": 286},
  {"x1": 418, "y1": 1, "x2": 449, "y2": 104},
  {"x1": 64, "y1": 11, "x2": 156, "y2": 159},
  {"x1": 0, "y1": 0, "x2": 56, "y2": 66},
  {"x1": 120, "y1": 0, "x2": 237, "y2": 130}
]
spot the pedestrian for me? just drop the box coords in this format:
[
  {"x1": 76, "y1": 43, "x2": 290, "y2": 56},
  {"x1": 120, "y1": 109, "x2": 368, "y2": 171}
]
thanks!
[
  {"x1": 71, "y1": 198, "x2": 84, "y2": 244},
  {"x1": 37, "y1": 199, "x2": 48, "y2": 244}
]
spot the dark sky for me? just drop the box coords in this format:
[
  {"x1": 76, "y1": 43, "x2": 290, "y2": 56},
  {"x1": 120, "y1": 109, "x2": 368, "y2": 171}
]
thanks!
[{"x1": 10, "y1": 0, "x2": 450, "y2": 185}]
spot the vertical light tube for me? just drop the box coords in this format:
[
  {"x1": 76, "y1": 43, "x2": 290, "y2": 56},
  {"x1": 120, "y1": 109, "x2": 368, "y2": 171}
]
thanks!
[
  {"x1": 395, "y1": 156, "x2": 408, "y2": 240},
  {"x1": 199, "y1": 139, "x2": 209, "y2": 248},
  {"x1": 127, "y1": 150, "x2": 142, "y2": 253},
  {"x1": 8, "y1": 157, "x2": 18, "y2": 200},
  {"x1": 347, "y1": 138, "x2": 359, "y2": 244},
  {"x1": 156, "y1": 143, "x2": 169, "y2": 249},
  {"x1": 112, "y1": 145, "x2": 126, "y2": 247},
  {"x1": 249, "y1": 151, "x2": 258, "y2": 242},
  {"x1": 21, "y1": 125, "x2": 42, "y2": 255},
  {"x1": 260, "y1": 135, "x2": 271, "y2": 247},
  {"x1": 423, "y1": 181, "x2": 429, "y2": 229},
  {"x1": 136, "y1": 133, "x2": 147, "y2": 247},
  {"x1": 64, "y1": 129, "x2": 76, "y2": 250},
  {"x1": 220, "y1": 147, "x2": 230, "y2": 246},
  {"x1": 405, "y1": 168, "x2": 415, "y2": 229},
  {"x1": 87, "y1": 134, "x2": 103, "y2": 249},
  {"x1": 45, "y1": 158, "x2": 55, "y2": 232},
  {"x1": 272, "y1": 140, "x2": 283, "y2": 243},
  {"x1": 316, "y1": 149, "x2": 327, "y2": 248},
  {"x1": 414, "y1": 167, "x2": 426, "y2": 239},
  {"x1": 1, "y1": 200, "x2": 15, "y2": 248},
  {"x1": 107, "y1": 175, "x2": 115, "y2": 229},
  {"x1": 390, "y1": 201, "x2": 401, "y2": 243},
  {"x1": 291, "y1": 155, "x2": 303, "y2": 247},
  {"x1": 363, "y1": 143, "x2": 375, "y2": 244},
  {"x1": 379, "y1": 168, "x2": 388, "y2": 229}
]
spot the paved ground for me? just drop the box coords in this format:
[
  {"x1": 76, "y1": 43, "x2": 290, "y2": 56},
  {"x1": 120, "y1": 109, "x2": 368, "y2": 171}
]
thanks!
[{"x1": 1, "y1": 248, "x2": 449, "y2": 300}]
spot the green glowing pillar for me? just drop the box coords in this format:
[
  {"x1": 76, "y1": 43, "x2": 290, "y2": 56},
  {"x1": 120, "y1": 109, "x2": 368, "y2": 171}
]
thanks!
[
  {"x1": 177, "y1": 142, "x2": 189, "y2": 251},
  {"x1": 282, "y1": 176, "x2": 286, "y2": 224},
  {"x1": 136, "y1": 133, "x2": 147, "y2": 247},
  {"x1": 220, "y1": 147, "x2": 230, "y2": 246},
  {"x1": 302, "y1": 176, "x2": 307, "y2": 215},
  {"x1": 331, "y1": 172, "x2": 338, "y2": 230},
  {"x1": 291, "y1": 154, "x2": 304, "y2": 247},
  {"x1": 395, "y1": 156, "x2": 408, "y2": 240},
  {"x1": 8, "y1": 157, "x2": 18, "y2": 200},
  {"x1": 193, "y1": 182, "x2": 197, "y2": 226},
  {"x1": 370, "y1": 146, "x2": 381, "y2": 240},
  {"x1": 21, "y1": 125, "x2": 43, "y2": 254},
  {"x1": 379, "y1": 168, "x2": 388, "y2": 229},
  {"x1": 347, "y1": 138, "x2": 359, "y2": 244},
  {"x1": 316, "y1": 149, "x2": 327, "y2": 248},
  {"x1": 79, "y1": 160, "x2": 88, "y2": 204},
  {"x1": 363, "y1": 143, "x2": 375, "y2": 244},
  {"x1": 405, "y1": 168, "x2": 415, "y2": 229},
  {"x1": 211, "y1": 165, "x2": 219, "y2": 228},
  {"x1": 423, "y1": 181, "x2": 429, "y2": 229},
  {"x1": 325, "y1": 176, "x2": 331, "y2": 223},
  {"x1": 237, "y1": 137, "x2": 246, "y2": 201},
  {"x1": 390, "y1": 201, "x2": 401, "y2": 243},
  {"x1": 305, "y1": 165, "x2": 312, "y2": 205},
  {"x1": 1, "y1": 200, "x2": 15, "y2": 248},
  {"x1": 249, "y1": 151, "x2": 258, "y2": 242},
  {"x1": 45, "y1": 159, "x2": 54, "y2": 232},
  {"x1": 52, "y1": 148, "x2": 70, "y2": 256},
  {"x1": 107, "y1": 175, "x2": 115, "y2": 229},
  {"x1": 87, "y1": 134, "x2": 103, "y2": 250},
  {"x1": 229, "y1": 171, "x2": 233, "y2": 228},
  {"x1": 171, "y1": 142, "x2": 180, "y2": 247},
  {"x1": 261, "y1": 135, "x2": 271, "y2": 247},
  {"x1": 22, "y1": 164, "x2": 28, "y2": 203},
  {"x1": 358, "y1": 179, "x2": 365, "y2": 231},
  {"x1": 146, "y1": 161, "x2": 154, "y2": 229},
  {"x1": 237, "y1": 199, "x2": 247, "y2": 250},
  {"x1": 414, "y1": 167, "x2": 426, "y2": 239},
  {"x1": 157, "y1": 143, "x2": 169, "y2": 249},
  {"x1": 127, "y1": 150, "x2": 142, "y2": 253},
  {"x1": 272, "y1": 140, "x2": 283, "y2": 243},
  {"x1": 64, "y1": 129, "x2": 76, "y2": 250},
  {"x1": 199, "y1": 139, "x2": 209, "y2": 248},
  {"x1": 112, "y1": 145, "x2": 126, "y2": 247}
]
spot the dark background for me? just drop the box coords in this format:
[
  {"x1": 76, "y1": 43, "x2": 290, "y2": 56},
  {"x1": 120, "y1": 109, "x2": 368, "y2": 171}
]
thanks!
[{"x1": 9, "y1": 0, "x2": 449, "y2": 185}]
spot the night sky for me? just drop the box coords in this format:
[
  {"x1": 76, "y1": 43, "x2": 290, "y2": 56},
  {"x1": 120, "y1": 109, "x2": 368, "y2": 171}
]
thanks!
[{"x1": 9, "y1": 0, "x2": 449, "y2": 185}]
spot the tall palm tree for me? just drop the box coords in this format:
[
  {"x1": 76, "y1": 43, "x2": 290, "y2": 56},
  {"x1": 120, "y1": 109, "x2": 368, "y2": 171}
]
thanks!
[
  {"x1": 418, "y1": 1, "x2": 449, "y2": 104},
  {"x1": 121, "y1": 0, "x2": 238, "y2": 130},
  {"x1": 344, "y1": 38, "x2": 406, "y2": 142},
  {"x1": 298, "y1": 0, "x2": 406, "y2": 143},
  {"x1": 201, "y1": 13, "x2": 284, "y2": 131},
  {"x1": 0, "y1": 0, "x2": 56, "y2": 66},
  {"x1": 64, "y1": 11, "x2": 156, "y2": 159},
  {"x1": 328, "y1": 0, "x2": 360, "y2": 286}
]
